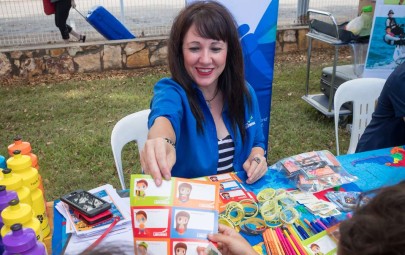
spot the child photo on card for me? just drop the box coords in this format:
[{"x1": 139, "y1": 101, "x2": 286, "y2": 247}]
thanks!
[
  {"x1": 171, "y1": 208, "x2": 218, "y2": 239},
  {"x1": 207, "y1": 173, "x2": 235, "y2": 182},
  {"x1": 132, "y1": 207, "x2": 171, "y2": 238},
  {"x1": 135, "y1": 240, "x2": 169, "y2": 255},
  {"x1": 172, "y1": 240, "x2": 212, "y2": 255},
  {"x1": 131, "y1": 175, "x2": 173, "y2": 206},
  {"x1": 173, "y1": 179, "x2": 218, "y2": 210},
  {"x1": 302, "y1": 230, "x2": 338, "y2": 255}
]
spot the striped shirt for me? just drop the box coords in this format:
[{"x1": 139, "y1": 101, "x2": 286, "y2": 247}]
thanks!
[{"x1": 217, "y1": 134, "x2": 235, "y2": 173}]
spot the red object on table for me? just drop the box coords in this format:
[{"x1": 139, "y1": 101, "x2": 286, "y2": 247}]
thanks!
[
  {"x1": 314, "y1": 186, "x2": 346, "y2": 201},
  {"x1": 43, "y1": 0, "x2": 55, "y2": 15}
]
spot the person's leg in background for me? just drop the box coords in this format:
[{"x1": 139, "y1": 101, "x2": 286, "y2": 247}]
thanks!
[{"x1": 54, "y1": 0, "x2": 85, "y2": 43}]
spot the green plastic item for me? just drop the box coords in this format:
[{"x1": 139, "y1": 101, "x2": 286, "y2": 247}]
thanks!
[{"x1": 362, "y1": 5, "x2": 373, "y2": 13}]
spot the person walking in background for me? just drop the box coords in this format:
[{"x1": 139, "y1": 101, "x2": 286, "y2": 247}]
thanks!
[
  {"x1": 52, "y1": 0, "x2": 85, "y2": 43},
  {"x1": 140, "y1": 1, "x2": 267, "y2": 186}
]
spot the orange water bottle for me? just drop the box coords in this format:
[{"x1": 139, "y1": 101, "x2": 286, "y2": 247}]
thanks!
[
  {"x1": 7, "y1": 137, "x2": 45, "y2": 195},
  {"x1": 8, "y1": 137, "x2": 39, "y2": 170},
  {"x1": 6, "y1": 152, "x2": 50, "y2": 238},
  {"x1": 1, "y1": 199, "x2": 43, "y2": 241},
  {"x1": 0, "y1": 169, "x2": 32, "y2": 206}
]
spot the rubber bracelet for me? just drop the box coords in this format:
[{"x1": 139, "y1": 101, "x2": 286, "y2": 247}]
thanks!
[
  {"x1": 279, "y1": 207, "x2": 300, "y2": 225},
  {"x1": 218, "y1": 214, "x2": 235, "y2": 228},
  {"x1": 279, "y1": 195, "x2": 297, "y2": 208},
  {"x1": 239, "y1": 199, "x2": 259, "y2": 218},
  {"x1": 239, "y1": 218, "x2": 267, "y2": 235},
  {"x1": 257, "y1": 188, "x2": 276, "y2": 204},
  {"x1": 274, "y1": 189, "x2": 287, "y2": 201},
  {"x1": 260, "y1": 200, "x2": 279, "y2": 222},
  {"x1": 225, "y1": 202, "x2": 245, "y2": 226},
  {"x1": 163, "y1": 137, "x2": 175, "y2": 148}
]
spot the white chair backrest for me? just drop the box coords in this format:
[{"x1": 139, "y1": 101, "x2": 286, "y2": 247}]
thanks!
[
  {"x1": 111, "y1": 109, "x2": 150, "y2": 190},
  {"x1": 334, "y1": 78, "x2": 386, "y2": 155}
]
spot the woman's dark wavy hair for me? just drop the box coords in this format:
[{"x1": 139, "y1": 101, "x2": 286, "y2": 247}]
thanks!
[
  {"x1": 168, "y1": 0, "x2": 251, "y2": 140},
  {"x1": 338, "y1": 181, "x2": 405, "y2": 255}
]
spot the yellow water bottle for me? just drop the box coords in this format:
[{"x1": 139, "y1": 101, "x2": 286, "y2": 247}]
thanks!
[
  {"x1": 7, "y1": 137, "x2": 39, "y2": 169},
  {"x1": 7, "y1": 137, "x2": 46, "y2": 195},
  {"x1": 6, "y1": 151, "x2": 50, "y2": 238},
  {"x1": 1, "y1": 198, "x2": 43, "y2": 241},
  {"x1": 0, "y1": 168, "x2": 32, "y2": 206}
]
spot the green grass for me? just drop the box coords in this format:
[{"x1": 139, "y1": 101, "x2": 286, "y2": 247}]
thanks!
[{"x1": 0, "y1": 51, "x2": 350, "y2": 201}]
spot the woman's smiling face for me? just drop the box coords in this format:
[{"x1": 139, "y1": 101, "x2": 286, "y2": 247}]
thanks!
[{"x1": 182, "y1": 24, "x2": 228, "y2": 89}]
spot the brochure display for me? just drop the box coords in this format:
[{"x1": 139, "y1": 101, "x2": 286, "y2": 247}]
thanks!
[{"x1": 130, "y1": 175, "x2": 220, "y2": 255}]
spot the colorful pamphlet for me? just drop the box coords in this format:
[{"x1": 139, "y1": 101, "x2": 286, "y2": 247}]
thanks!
[
  {"x1": 130, "y1": 174, "x2": 220, "y2": 255},
  {"x1": 204, "y1": 172, "x2": 257, "y2": 212}
]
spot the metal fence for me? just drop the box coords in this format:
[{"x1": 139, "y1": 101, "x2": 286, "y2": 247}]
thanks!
[{"x1": 0, "y1": 0, "x2": 359, "y2": 49}]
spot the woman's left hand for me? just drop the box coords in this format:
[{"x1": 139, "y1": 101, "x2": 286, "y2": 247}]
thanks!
[{"x1": 243, "y1": 152, "x2": 267, "y2": 184}]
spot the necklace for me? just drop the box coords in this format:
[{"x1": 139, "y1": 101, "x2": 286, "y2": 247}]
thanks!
[{"x1": 205, "y1": 88, "x2": 219, "y2": 108}]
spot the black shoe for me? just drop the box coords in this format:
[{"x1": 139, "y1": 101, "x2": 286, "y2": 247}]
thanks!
[{"x1": 79, "y1": 35, "x2": 86, "y2": 43}]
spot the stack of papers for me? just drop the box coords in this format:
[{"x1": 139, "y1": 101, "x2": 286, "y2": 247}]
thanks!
[{"x1": 55, "y1": 184, "x2": 134, "y2": 254}]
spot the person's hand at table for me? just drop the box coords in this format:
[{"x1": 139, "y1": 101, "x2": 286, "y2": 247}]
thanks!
[
  {"x1": 140, "y1": 117, "x2": 176, "y2": 186},
  {"x1": 207, "y1": 224, "x2": 258, "y2": 255},
  {"x1": 243, "y1": 147, "x2": 267, "y2": 184}
]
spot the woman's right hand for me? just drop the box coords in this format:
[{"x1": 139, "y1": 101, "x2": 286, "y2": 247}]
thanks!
[{"x1": 140, "y1": 137, "x2": 176, "y2": 186}]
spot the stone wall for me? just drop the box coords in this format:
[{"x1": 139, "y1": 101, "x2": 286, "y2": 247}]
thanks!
[{"x1": 0, "y1": 27, "x2": 333, "y2": 80}]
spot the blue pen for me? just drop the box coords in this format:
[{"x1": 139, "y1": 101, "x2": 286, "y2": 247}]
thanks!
[
  {"x1": 292, "y1": 223, "x2": 304, "y2": 240},
  {"x1": 314, "y1": 220, "x2": 327, "y2": 231},
  {"x1": 320, "y1": 217, "x2": 330, "y2": 228},
  {"x1": 311, "y1": 221, "x2": 322, "y2": 233},
  {"x1": 295, "y1": 223, "x2": 310, "y2": 239},
  {"x1": 330, "y1": 216, "x2": 339, "y2": 226},
  {"x1": 304, "y1": 219, "x2": 318, "y2": 234}
]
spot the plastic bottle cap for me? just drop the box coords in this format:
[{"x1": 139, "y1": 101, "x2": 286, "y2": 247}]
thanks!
[
  {"x1": 2, "y1": 168, "x2": 11, "y2": 174},
  {"x1": 8, "y1": 199, "x2": 19, "y2": 206},
  {"x1": 3, "y1": 223, "x2": 37, "y2": 253},
  {"x1": 362, "y1": 5, "x2": 372, "y2": 13}
]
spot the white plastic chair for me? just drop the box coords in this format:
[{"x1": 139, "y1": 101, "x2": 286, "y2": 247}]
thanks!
[
  {"x1": 111, "y1": 109, "x2": 151, "y2": 190},
  {"x1": 334, "y1": 78, "x2": 386, "y2": 155}
]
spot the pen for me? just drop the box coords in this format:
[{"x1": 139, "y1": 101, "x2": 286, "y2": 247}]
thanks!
[
  {"x1": 320, "y1": 217, "x2": 330, "y2": 228},
  {"x1": 292, "y1": 223, "x2": 305, "y2": 240},
  {"x1": 316, "y1": 219, "x2": 328, "y2": 230},
  {"x1": 270, "y1": 227, "x2": 285, "y2": 255},
  {"x1": 285, "y1": 226, "x2": 308, "y2": 255},
  {"x1": 311, "y1": 221, "x2": 322, "y2": 233},
  {"x1": 304, "y1": 218, "x2": 318, "y2": 234},
  {"x1": 283, "y1": 228, "x2": 301, "y2": 255},
  {"x1": 297, "y1": 219, "x2": 313, "y2": 236},
  {"x1": 276, "y1": 227, "x2": 292, "y2": 255},
  {"x1": 294, "y1": 223, "x2": 309, "y2": 240}
]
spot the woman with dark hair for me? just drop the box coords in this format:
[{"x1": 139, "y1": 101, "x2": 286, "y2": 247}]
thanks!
[
  {"x1": 140, "y1": 0, "x2": 267, "y2": 186},
  {"x1": 51, "y1": 0, "x2": 85, "y2": 43}
]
